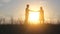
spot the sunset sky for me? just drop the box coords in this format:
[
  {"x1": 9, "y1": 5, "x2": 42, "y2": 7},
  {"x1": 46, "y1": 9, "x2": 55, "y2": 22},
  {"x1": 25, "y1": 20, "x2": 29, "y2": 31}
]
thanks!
[{"x1": 0, "y1": 0, "x2": 60, "y2": 21}]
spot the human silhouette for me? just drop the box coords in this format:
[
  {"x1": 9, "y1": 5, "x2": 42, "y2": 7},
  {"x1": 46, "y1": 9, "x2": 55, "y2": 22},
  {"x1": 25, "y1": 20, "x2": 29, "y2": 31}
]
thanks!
[
  {"x1": 39, "y1": 7, "x2": 44, "y2": 24},
  {"x1": 25, "y1": 4, "x2": 30, "y2": 24}
]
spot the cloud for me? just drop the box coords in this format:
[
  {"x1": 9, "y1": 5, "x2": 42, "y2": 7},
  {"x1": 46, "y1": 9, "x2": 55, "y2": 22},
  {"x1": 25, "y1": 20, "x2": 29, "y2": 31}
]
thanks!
[{"x1": 2, "y1": 0, "x2": 11, "y2": 3}]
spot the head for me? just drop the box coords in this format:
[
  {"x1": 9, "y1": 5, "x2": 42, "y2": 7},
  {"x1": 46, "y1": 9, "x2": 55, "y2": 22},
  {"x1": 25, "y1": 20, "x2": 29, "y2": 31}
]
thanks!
[
  {"x1": 26, "y1": 4, "x2": 29, "y2": 8},
  {"x1": 40, "y1": 6, "x2": 43, "y2": 10}
]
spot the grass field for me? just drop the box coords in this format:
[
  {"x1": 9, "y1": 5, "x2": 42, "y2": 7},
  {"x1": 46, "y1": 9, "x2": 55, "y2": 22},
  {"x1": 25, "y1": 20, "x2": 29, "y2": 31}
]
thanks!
[{"x1": 0, "y1": 23, "x2": 60, "y2": 34}]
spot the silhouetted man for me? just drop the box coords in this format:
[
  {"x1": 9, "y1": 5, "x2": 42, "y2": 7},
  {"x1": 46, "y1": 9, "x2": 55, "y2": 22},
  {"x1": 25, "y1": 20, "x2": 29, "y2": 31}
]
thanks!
[
  {"x1": 25, "y1": 4, "x2": 30, "y2": 25},
  {"x1": 39, "y1": 7, "x2": 44, "y2": 24}
]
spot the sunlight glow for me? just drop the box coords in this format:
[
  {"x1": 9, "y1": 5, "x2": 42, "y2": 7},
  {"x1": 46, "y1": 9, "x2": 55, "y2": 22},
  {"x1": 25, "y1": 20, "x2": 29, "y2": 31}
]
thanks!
[{"x1": 28, "y1": 11, "x2": 40, "y2": 24}]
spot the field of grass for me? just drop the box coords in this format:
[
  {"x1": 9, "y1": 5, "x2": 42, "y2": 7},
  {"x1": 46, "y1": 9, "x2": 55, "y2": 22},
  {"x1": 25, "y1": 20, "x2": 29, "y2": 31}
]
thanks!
[{"x1": 0, "y1": 23, "x2": 60, "y2": 34}]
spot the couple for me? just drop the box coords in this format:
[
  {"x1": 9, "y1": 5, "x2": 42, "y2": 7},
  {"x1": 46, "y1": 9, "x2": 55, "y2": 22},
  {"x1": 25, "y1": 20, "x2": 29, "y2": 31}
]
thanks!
[{"x1": 25, "y1": 4, "x2": 44, "y2": 24}]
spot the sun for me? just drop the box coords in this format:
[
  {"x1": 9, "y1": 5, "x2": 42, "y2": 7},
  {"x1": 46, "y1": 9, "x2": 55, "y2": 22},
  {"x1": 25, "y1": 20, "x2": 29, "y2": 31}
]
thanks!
[{"x1": 28, "y1": 11, "x2": 40, "y2": 24}]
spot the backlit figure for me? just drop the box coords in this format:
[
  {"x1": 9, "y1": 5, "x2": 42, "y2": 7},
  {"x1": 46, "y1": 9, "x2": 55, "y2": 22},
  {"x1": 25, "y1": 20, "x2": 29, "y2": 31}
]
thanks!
[
  {"x1": 25, "y1": 4, "x2": 30, "y2": 25},
  {"x1": 40, "y1": 7, "x2": 44, "y2": 24}
]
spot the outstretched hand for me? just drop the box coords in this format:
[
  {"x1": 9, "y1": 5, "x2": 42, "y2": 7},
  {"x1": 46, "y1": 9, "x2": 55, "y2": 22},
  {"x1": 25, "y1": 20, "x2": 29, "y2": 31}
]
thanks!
[
  {"x1": 29, "y1": 10, "x2": 33, "y2": 11},
  {"x1": 29, "y1": 10, "x2": 39, "y2": 12}
]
